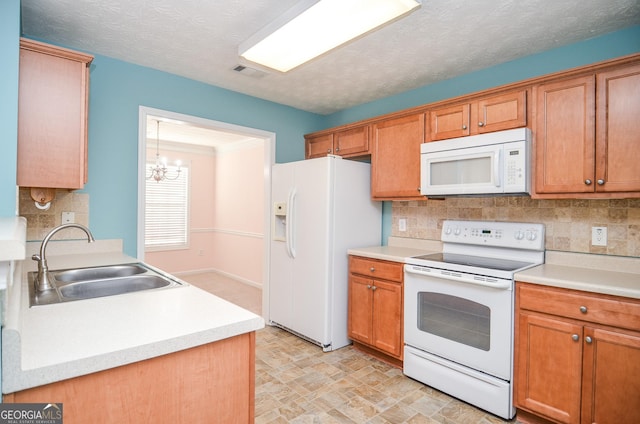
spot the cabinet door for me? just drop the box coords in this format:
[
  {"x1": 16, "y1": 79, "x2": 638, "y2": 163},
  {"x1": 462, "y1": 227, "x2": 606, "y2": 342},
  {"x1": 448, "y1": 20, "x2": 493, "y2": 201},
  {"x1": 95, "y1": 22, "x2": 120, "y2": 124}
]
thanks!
[
  {"x1": 371, "y1": 279, "x2": 403, "y2": 359},
  {"x1": 334, "y1": 125, "x2": 369, "y2": 157},
  {"x1": 17, "y1": 40, "x2": 92, "y2": 189},
  {"x1": 348, "y1": 275, "x2": 373, "y2": 345},
  {"x1": 476, "y1": 90, "x2": 527, "y2": 133},
  {"x1": 515, "y1": 312, "x2": 583, "y2": 424},
  {"x1": 596, "y1": 64, "x2": 640, "y2": 193},
  {"x1": 305, "y1": 134, "x2": 334, "y2": 159},
  {"x1": 371, "y1": 113, "x2": 425, "y2": 200},
  {"x1": 429, "y1": 104, "x2": 470, "y2": 140},
  {"x1": 534, "y1": 75, "x2": 596, "y2": 194},
  {"x1": 581, "y1": 326, "x2": 640, "y2": 424}
]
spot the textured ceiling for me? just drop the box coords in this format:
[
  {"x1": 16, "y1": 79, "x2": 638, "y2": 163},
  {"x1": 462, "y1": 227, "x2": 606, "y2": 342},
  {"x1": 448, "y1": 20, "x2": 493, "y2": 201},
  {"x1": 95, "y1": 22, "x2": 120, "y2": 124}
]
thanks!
[{"x1": 20, "y1": 0, "x2": 640, "y2": 115}]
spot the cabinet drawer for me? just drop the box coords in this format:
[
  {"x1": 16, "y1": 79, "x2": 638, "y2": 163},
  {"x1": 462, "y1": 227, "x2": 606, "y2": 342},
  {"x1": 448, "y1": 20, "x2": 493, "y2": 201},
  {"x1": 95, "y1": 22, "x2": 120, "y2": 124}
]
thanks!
[
  {"x1": 517, "y1": 282, "x2": 640, "y2": 331},
  {"x1": 349, "y1": 256, "x2": 403, "y2": 282}
]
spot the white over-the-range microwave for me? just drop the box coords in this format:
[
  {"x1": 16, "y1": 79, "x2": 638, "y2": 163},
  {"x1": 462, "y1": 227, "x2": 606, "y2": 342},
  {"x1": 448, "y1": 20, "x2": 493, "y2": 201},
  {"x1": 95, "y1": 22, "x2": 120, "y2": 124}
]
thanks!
[{"x1": 420, "y1": 128, "x2": 531, "y2": 196}]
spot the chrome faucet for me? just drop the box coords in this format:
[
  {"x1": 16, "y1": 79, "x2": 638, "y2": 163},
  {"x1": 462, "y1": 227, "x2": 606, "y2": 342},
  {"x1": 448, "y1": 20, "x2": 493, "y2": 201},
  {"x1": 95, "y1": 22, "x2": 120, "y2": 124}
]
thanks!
[{"x1": 32, "y1": 223, "x2": 95, "y2": 292}]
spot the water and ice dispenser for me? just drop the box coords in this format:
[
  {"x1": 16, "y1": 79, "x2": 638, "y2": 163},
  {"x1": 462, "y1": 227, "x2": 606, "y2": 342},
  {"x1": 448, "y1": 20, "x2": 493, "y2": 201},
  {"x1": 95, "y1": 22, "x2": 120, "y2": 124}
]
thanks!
[{"x1": 273, "y1": 202, "x2": 287, "y2": 241}]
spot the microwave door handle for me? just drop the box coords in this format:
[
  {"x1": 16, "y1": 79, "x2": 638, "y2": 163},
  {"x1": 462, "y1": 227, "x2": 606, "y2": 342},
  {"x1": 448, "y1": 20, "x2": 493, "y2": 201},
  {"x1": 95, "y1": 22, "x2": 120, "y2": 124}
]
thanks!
[{"x1": 494, "y1": 150, "x2": 502, "y2": 187}]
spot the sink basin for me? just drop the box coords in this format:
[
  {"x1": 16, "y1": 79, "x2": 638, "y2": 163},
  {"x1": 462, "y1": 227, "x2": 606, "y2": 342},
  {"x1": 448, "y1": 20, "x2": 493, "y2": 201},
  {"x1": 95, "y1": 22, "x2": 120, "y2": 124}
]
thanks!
[
  {"x1": 59, "y1": 275, "x2": 172, "y2": 300},
  {"x1": 54, "y1": 264, "x2": 147, "y2": 282},
  {"x1": 29, "y1": 263, "x2": 184, "y2": 306}
]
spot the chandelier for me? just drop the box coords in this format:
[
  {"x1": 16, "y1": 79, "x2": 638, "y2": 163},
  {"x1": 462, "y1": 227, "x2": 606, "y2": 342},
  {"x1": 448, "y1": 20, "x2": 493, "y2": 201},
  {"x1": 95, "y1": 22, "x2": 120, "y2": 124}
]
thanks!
[{"x1": 147, "y1": 119, "x2": 182, "y2": 182}]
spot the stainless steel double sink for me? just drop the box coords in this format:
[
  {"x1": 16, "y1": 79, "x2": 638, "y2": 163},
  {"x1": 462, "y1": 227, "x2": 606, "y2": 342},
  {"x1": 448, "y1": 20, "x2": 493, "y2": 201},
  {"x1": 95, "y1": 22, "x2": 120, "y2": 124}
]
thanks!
[{"x1": 29, "y1": 263, "x2": 184, "y2": 306}]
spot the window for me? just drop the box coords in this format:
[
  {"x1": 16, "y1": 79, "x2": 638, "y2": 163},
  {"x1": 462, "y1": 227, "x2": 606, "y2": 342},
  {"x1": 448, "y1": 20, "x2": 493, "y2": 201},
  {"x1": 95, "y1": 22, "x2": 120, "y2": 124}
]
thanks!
[{"x1": 145, "y1": 164, "x2": 189, "y2": 250}]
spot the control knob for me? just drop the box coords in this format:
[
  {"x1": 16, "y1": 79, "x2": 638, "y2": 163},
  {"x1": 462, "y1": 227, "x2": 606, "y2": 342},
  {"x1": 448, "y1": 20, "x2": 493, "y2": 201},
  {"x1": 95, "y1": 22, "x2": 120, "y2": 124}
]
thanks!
[
  {"x1": 526, "y1": 231, "x2": 537, "y2": 241},
  {"x1": 514, "y1": 230, "x2": 525, "y2": 240}
]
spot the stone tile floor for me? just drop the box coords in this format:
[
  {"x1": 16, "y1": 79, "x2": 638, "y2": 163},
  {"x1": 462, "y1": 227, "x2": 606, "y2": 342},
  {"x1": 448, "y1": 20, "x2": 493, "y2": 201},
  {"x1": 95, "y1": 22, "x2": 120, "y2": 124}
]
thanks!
[
  {"x1": 255, "y1": 326, "x2": 519, "y2": 424},
  {"x1": 184, "y1": 271, "x2": 522, "y2": 423}
]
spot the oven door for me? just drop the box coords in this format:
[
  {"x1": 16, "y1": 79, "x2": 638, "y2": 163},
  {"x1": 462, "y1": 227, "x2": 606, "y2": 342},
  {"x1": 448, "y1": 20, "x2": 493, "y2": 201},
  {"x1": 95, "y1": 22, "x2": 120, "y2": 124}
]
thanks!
[{"x1": 404, "y1": 264, "x2": 513, "y2": 380}]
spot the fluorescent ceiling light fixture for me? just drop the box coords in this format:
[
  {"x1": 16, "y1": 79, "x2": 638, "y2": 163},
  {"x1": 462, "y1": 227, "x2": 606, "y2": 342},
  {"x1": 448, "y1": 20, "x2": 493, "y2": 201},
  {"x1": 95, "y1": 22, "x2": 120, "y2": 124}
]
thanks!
[{"x1": 239, "y1": 0, "x2": 421, "y2": 72}]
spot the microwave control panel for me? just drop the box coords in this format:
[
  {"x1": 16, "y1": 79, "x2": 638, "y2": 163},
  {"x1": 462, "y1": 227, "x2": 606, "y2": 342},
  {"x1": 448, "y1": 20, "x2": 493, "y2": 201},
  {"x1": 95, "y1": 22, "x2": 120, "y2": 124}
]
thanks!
[{"x1": 503, "y1": 141, "x2": 529, "y2": 192}]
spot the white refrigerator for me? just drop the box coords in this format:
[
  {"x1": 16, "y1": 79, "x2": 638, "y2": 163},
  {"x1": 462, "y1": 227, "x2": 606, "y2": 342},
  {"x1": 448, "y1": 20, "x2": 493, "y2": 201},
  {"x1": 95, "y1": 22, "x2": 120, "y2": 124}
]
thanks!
[{"x1": 269, "y1": 155, "x2": 382, "y2": 351}]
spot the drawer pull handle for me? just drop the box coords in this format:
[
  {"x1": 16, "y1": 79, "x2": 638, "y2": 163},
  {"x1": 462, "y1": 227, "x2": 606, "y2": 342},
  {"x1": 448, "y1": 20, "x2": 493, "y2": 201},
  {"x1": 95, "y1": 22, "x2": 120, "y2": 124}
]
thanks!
[
  {"x1": 370, "y1": 267, "x2": 375, "y2": 272},
  {"x1": 585, "y1": 336, "x2": 593, "y2": 344},
  {"x1": 580, "y1": 306, "x2": 588, "y2": 314},
  {"x1": 572, "y1": 334, "x2": 579, "y2": 341}
]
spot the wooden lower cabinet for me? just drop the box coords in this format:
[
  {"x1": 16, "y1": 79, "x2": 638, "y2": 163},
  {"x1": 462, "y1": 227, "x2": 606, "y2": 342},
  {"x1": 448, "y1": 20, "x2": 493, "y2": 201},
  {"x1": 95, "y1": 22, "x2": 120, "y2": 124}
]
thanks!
[
  {"x1": 348, "y1": 256, "x2": 403, "y2": 365},
  {"x1": 515, "y1": 283, "x2": 640, "y2": 424},
  {"x1": 4, "y1": 332, "x2": 256, "y2": 424}
]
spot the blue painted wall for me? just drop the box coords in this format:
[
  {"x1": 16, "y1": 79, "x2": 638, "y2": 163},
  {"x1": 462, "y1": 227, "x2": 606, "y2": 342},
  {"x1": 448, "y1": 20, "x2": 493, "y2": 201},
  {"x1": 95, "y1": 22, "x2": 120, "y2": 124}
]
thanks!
[
  {"x1": 0, "y1": 0, "x2": 20, "y2": 217},
  {"x1": 84, "y1": 56, "x2": 323, "y2": 255},
  {"x1": 1, "y1": 0, "x2": 639, "y2": 255}
]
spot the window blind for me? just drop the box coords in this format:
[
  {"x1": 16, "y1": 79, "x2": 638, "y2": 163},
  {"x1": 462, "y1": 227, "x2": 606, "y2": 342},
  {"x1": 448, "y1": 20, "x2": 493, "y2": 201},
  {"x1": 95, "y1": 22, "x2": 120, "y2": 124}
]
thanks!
[{"x1": 145, "y1": 164, "x2": 189, "y2": 250}]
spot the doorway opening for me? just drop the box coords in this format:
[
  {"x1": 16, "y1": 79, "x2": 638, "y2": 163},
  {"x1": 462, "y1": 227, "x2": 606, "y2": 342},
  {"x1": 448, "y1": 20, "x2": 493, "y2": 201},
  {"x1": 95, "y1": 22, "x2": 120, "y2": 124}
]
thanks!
[{"x1": 137, "y1": 106, "x2": 274, "y2": 318}]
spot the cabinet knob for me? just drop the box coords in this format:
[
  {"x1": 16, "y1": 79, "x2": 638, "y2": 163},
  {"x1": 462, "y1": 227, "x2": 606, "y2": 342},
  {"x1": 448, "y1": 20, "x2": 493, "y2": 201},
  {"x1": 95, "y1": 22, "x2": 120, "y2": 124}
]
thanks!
[
  {"x1": 597, "y1": 179, "x2": 605, "y2": 185},
  {"x1": 462, "y1": 125, "x2": 468, "y2": 130},
  {"x1": 327, "y1": 149, "x2": 332, "y2": 153},
  {"x1": 417, "y1": 187, "x2": 421, "y2": 192},
  {"x1": 585, "y1": 336, "x2": 593, "y2": 344},
  {"x1": 478, "y1": 122, "x2": 485, "y2": 127},
  {"x1": 370, "y1": 267, "x2": 375, "y2": 272},
  {"x1": 572, "y1": 334, "x2": 579, "y2": 341},
  {"x1": 367, "y1": 284, "x2": 372, "y2": 289},
  {"x1": 580, "y1": 306, "x2": 588, "y2": 314},
  {"x1": 585, "y1": 179, "x2": 592, "y2": 185},
  {"x1": 335, "y1": 147, "x2": 340, "y2": 152},
  {"x1": 371, "y1": 286, "x2": 377, "y2": 291}
]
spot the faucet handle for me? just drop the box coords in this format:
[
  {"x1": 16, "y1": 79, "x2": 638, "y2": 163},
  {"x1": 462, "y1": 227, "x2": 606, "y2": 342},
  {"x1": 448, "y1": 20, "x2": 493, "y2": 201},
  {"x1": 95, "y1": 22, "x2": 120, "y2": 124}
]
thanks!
[{"x1": 32, "y1": 254, "x2": 41, "y2": 261}]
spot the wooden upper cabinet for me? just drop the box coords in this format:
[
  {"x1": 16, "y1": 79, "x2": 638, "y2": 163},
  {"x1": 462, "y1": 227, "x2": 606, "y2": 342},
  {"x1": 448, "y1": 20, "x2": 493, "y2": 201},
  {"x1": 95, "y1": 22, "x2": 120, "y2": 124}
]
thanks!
[
  {"x1": 334, "y1": 125, "x2": 369, "y2": 156},
  {"x1": 305, "y1": 125, "x2": 369, "y2": 159},
  {"x1": 534, "y1": 63, "x2": 640, "y2": 197},
  {"x1": 429, "y1": 90, "x2": 527, "y2": 141},
  {"x1": 595, "y1": 63, "x2": 640, "y2": 193},
  {"x1": 305, "y1": 133, "x2": 334, "y2": 158},
  {"x1": 429, "y1": 103, "x2": 470, "y2": 140},
  {"x1": 17, "y1": 38, "x2": 93, "y2": 190},
  {"x1": 533, "y1": 75, "x2": 596, "y2": 195},
  {"x1": 371, "y1": 113, "x2": 426, "y2": 200}
]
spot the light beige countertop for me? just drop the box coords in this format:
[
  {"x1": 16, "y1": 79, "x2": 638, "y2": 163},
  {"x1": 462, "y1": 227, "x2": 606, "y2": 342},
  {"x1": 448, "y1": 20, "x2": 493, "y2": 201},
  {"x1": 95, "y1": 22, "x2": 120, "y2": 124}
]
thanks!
[
  {"x1": 2, "y1": 240, "x2": 265, "y2": 394},
  {"x1": 515, "y1": 250, "x2": 640, "y2": 299},
  {"x1": 348, "y1": 236, "x2": 442, "y2": 262}
]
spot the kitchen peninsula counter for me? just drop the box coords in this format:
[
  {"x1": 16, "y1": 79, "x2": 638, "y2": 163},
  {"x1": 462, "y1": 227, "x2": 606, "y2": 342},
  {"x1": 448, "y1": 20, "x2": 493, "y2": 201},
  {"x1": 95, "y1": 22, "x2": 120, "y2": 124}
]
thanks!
[{"x1": 2, "y1": 240, "x2": 265, "y2": 394}]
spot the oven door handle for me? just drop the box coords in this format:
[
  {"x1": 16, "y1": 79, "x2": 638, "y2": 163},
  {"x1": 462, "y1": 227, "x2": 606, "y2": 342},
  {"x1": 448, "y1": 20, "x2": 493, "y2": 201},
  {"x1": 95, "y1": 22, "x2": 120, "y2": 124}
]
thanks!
[{"x1": 405, "y1": 266, "x2": 512, "y2": 290}]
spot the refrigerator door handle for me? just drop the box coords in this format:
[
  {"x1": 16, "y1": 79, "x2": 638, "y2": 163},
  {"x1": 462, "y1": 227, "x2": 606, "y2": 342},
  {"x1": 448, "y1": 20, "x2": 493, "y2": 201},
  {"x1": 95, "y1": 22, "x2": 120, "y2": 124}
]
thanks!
[{"x1": 286, "y1": 188, "x2": 297, "y2": 258}]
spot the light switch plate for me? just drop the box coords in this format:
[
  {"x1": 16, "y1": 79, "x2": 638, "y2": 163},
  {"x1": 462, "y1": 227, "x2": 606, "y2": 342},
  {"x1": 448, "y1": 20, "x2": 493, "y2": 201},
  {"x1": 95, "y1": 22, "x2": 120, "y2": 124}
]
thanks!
[
  {"x1": 591, "y1": 226, "x2": 607, "y2": 246},
  {"x1": 399, "y1": 218, "x2": 407, "y2": 232}
]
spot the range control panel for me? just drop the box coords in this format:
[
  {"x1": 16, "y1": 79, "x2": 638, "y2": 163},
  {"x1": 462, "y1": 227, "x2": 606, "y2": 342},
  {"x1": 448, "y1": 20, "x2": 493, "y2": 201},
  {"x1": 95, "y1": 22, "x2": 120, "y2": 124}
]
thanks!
[{"x1": 441, "y1": 220, "x2": 545, "y2": 251}]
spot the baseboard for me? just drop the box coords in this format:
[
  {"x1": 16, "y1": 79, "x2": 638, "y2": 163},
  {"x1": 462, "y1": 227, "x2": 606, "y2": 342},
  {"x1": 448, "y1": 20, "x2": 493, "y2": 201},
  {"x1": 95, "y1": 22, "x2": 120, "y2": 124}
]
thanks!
[{"x1": 173, "y1": 268, "x2": 262, "y2": 289}]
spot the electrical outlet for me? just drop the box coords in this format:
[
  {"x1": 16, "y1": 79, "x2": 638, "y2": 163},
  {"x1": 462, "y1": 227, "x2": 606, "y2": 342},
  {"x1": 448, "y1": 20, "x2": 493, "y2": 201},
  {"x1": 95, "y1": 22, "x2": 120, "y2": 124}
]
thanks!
[
  {"x1": 592, "y1": 226, "x2": 607, "y2": 246},
  {"x1": 399, "y1": 218, "x2": 407, "y2": 232},
  {"x1": 61, "y1": 212, "x2": 75, "y2": 224}
]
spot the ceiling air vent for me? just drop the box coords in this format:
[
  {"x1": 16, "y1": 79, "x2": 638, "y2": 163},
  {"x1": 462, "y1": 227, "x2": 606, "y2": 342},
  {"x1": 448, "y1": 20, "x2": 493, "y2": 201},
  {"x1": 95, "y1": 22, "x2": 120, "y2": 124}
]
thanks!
[{"x1": 233, "y1": 65, "x2": 268, "y2": 79}]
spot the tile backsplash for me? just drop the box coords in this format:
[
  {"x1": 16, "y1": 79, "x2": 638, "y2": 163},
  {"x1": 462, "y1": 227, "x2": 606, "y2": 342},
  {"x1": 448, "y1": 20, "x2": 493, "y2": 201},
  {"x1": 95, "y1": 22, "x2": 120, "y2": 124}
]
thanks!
[
  {"x1": 392, "y1": 197, "x2": 640, "y2": 257},
  {"x1": 19, "y1": 188, "x2": 90, "y2": 241}
]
